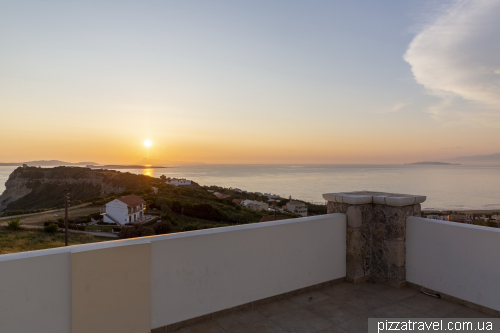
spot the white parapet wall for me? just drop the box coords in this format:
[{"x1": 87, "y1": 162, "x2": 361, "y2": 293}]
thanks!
[
  {"x1": 0, "y1": 249, "x2": 72, "y2": 333},
  {"x1": 0, "y1": 213, "x2": 346, "y2": 333},
  {"x1": 149, "y1": 213, "x2": 347, "y2": 328},
  {"x1": 407, "y1": 217, "x2": 500, "y2": 311}
]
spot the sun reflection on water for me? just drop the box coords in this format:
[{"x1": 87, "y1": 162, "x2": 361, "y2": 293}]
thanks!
[{"x1": 142, "y1": 168, "x2": 155, "y2": 177}]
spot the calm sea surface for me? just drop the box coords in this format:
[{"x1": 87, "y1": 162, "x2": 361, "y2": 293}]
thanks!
[{"x1": 1, "y1": 165, "x2": 500, "y2": 210}]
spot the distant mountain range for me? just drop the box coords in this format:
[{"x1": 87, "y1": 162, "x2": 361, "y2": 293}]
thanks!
[
  {"x1": 444, "y1": 153, "x2": 500, "y2": 164},
  {"x1": 0, "y1": 159, "x2": 206, "y2": 167},
  {"x1": 406, "y1": 161, "x2": 460, "y2": 165},
  {"x1": 0, "y1": 160, "x2": 99, "y2": 167}
]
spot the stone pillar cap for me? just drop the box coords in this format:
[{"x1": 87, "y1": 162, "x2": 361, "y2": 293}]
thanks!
[{"x1": 322, "y1": 191, "x2": 426, "y2": 207}]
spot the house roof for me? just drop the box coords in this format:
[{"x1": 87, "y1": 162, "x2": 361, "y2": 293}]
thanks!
[
  {"x1": 118, "y1": 195, "x2": 146, "y2": 207},
  {"x1": 232, "y1": 199, "x2": 244, "y2": 204},
  {"x1": 259, "y1": 216, "x2": 288, "y2": 222},
  {"x1": 214, "y1": 193, "x2": 230, "y2": 199}
]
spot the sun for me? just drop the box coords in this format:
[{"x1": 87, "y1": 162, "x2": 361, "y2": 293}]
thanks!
[{"x1": 144, "y1": 140, "x2": 152, "y2": 147}]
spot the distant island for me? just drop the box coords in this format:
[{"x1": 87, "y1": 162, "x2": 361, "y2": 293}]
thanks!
[
  {"x1": 0, "y1": 160, "x2": 168, "y2": 169},
  {"x1": 445, "y1": 152, "x2": 500, "y2": 165},
  {"x1": 0, "y1": 160, "x2": 99, "y2": 167},
  {"x1": 405, "y1": 161, "x2": 461, "y2": 165}
]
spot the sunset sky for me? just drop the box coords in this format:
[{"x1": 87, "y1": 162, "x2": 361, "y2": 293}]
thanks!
[{"x1": 1, "y1": 0, "x2": 499, "y2": 164}]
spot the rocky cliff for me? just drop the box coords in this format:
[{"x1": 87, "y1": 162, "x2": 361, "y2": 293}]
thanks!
[{"x1": 0, "y1": 166, "x2": 156, "y2": 212}]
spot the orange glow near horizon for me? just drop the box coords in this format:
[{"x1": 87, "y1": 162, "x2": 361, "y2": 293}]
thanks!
[{"x1": 0, "y1": 109, "x2": 499, "y2": 165}]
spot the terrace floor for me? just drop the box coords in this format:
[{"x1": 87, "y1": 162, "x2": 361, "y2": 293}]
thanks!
[{"x1": 170, "y1": 282, "x2": 498, "y2": 333}]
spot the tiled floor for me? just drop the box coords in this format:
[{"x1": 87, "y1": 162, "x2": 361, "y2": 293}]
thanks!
[{"x1": 172, "y1": 282, "x2": 498, "y2": 333}]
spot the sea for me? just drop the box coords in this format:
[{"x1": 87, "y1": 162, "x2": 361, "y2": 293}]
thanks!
[{"x1": 1, "y1": 164, "x2": 500, "y2": 211}]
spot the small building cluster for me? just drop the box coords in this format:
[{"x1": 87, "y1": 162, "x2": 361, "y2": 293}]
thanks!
[
  {"x1": 241, "y1": 200, "x2": 269, "y2": 211},
  {"x1": 166, "y1": 178, "x2": 191, "y2": 186},
  {"x1": 207, "y1": 187, "x2": 309, "y2": 215},
  {"x1": 425, "y1": 213, "x2": 500, "y2": 226}
]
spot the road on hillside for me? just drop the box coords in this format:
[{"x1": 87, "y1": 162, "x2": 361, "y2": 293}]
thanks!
[{"x1": 0, "y1": 203, "x2": 99, "y2": 225}]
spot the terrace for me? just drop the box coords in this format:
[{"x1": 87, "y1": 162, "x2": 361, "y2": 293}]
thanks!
[
  {"x1": 0, "y1": 191, "x2": 499, "y2": 333},
  {"x1": 170, "y1": 281, "x2": 492, "y2": 333}
]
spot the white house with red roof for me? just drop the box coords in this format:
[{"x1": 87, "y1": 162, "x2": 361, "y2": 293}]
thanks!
[{"x1": 101, "y1": 194, "x2": 146, "y2": 225}]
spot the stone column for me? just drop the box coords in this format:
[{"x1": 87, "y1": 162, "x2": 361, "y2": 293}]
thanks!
[{"x1": 323, "y1": 191, "x2": 426, "y2": 288}]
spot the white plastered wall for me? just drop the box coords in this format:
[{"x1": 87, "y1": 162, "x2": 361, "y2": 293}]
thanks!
[
  {"x1": 0, "y1": 249, "x2": 72, "y2": 333},
  {"x1": 150, "y1": 213, "x2": 346, "y2": 328},
  {"x1": 407, "y1": 217, "x2": 500, "y2": 311},
  {"x1": 104, "y1": 199, "x2": 128, "y2": 225}
]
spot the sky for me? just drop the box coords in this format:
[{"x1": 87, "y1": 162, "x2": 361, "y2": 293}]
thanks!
[{"x1": 0, "y1": 0, "x2": 499, "y2": 164}]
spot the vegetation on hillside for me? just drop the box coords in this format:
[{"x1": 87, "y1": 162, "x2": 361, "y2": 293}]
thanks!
[
  {"x1": 0, "y1": 226, "x2": 110, "y2": 255},
  {"x1": 3, "y1": 166, "x2": 159, "y2": 211},
  {"x1": 1, "y1": 167, "x2": 329, "y2": 245}
]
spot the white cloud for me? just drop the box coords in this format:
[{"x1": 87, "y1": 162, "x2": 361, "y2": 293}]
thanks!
[
  {"x1": 371, "y1": 100, "x2": 412, "y2": 114},
  {"x1": 404, "y1": 0, "x2": 500, "y2": 126}
]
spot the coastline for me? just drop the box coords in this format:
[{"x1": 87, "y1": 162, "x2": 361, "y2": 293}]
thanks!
[
  {"x1": 423, "y1": 209, "x2": 500, "y2": 214},
  {"x1": 1, "y1": 164, "x2": 499, "y2": 211}
]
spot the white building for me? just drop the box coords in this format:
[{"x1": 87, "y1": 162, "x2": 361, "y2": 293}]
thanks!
[
  {"x1": 241, "y1": 200, "x2": 269, "y2": 211},
  {"x1": 101, "y1": 195, "x2": 146, "y2": 225},
  {"x1": 286, "y1": 201, "x2": 308, "y2": 217},
  {"x1": 426, "y1": 215, "x2": 448, "y2": 221},
  {"x1": 166, "y1": 178, "x2": 192, "y2": 186},
  {"x1": 264, "y1": 193, "x2": 280, "y2": 199}
]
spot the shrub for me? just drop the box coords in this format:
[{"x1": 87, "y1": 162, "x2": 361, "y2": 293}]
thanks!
[
  {"x1": 160, "y1": 213, "x2": 172, "y2": 221},
  {"x1": 138, "y1": 226, "x2": 155, "y2": 237},
  {"x1": 153, "y1": 222, "x2": 172, "y2": 235},
  {"x1": 119, "y1": 226, "x2": 138, "y2": 239},
  {"x1": 89, "y1": 212, "x2": 101, "y2": 220},
  {"x1": 7, "y1": 218, "x2": 22, "y2": 230},
  {"x1": 171, "y1": 200, "x2": 183, "y2": 213},
  {"x1": 44, "y1": 223, "x2": 59, "y2": 233},
  {"x1": 75, "y1": 216, "x2": 91, "y2": 223},
  {"x1": 487, "y1": 221, "x2": 499, "y2": 228},
  {"x1": 173, "y1": 202, "x2": 229, "y2": 222},
  {"x1": 119, "y1": 225, "x2": 155, "y2": 238}
]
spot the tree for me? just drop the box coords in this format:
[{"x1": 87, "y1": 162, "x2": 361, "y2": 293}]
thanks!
[
  {"x1": 119, "y1": 226, "x2": 138, "y2": 239},
  {"x1": 172, "y1": 200, "x2": 183, "y2": 213},
  {"x1": 7, "y1": 218, "x2": 22, "y2": 230},
  {"x1": 44, "y1": 223, "x2": 59, "y2": 233},
  {"x1": 137, "y1": 226, "x2": 155, "y2": 237},
  {"x1": 153, "y1": 222, "x2": 172, "y2": 235}
]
